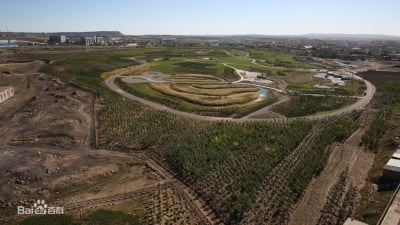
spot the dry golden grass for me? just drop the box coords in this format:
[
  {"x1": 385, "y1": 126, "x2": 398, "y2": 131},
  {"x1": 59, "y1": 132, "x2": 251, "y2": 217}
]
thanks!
[
  {"x1": 100, "y1": 64, "x2": 144, "y2": 79},
  {"x1": 127, "y1": 63, "x2": 154, "y2": 75},
  {"x1": 149, "y1": 83, "x2": 258, "y2": 106},
  {"x1": 171, "y1": 84, "x2": 258, "y2": 96},
  {"x1": 192, "y1": 83, "x2": 253, "y2": 89},
  {"x1": 166, "y1": 74, "x2": 221, "y2": 83},
  {"x1": 284, "y1": 71, "x2": 315, "y2": 83}
]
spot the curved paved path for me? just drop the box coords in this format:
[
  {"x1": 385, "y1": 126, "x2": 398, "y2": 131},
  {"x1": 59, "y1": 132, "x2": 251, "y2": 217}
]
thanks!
[{"x1": 105, "y1": 65, "x2": 376, "y2": 122}]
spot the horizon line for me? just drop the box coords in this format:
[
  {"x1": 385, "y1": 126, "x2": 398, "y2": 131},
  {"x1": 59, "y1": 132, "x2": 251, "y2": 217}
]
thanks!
[{"x1": 2, "y1": 30, "x2": 400, "y2": 37}]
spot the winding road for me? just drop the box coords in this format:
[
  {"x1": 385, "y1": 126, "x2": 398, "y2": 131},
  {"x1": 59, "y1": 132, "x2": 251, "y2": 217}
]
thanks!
[{"x1": 105, "y1": 63, "x2": 376, "y2": 122}]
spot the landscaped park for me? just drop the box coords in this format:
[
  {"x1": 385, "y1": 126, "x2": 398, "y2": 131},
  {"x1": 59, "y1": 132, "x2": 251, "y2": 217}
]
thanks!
[{"x1": 10, "y1": 46, "x2": 378, "y2": 225}]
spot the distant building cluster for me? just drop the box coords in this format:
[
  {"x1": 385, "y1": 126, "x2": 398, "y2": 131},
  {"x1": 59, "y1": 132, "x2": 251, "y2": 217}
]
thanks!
[
  {"x1": 48, "y1": 35, "x2": 66, "y2": 44},
  {"x1": 1, "y1": 31, "x2": 400, "y2": 61},
  {"x1": 0, "y1": 86, "x2": 14, "y2": 104},
  {"x1": 81, "y1": 36, "x2": 104, "y2": 45}
]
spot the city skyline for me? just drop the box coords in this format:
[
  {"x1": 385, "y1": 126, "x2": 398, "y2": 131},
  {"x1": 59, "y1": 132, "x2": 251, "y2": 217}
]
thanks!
[{"x1": 1, "y1": 0, "x2": 400, "y2": 36}]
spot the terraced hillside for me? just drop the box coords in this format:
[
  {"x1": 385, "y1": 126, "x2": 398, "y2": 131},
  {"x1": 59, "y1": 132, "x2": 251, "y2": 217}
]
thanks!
[{"x1": 117, "y1": 73, "x2": 277, "y2": 117}]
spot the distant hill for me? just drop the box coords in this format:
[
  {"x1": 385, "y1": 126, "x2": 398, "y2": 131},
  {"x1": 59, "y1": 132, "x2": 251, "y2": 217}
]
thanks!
[
  {"x1": 0, "y1": 31, "x2": 124, "y2": 37},
  {"x1": 192, "y1": 33, "x2": 400, "y2": 40},
  {"x1": 48, "y1": 31, "x2": 124, "y2": 37},
  {"x1": 299, "y1": 33, "x2": 400, "y2": 40}
]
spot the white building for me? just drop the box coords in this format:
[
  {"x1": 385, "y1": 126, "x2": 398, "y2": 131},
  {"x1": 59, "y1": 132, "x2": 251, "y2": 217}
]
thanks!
[
  {"x1": 343, "y1": 218, "x2": 368, "y2": 225},
  {"x1": 81, "y1": 36, "x2": 104, "y2": 46},
  {"x1": 49, "y1": 35, "x2": 66, "y2": 44},
  {"x1": 0, "y1": 86, "x2": 14, "y2": 104},
  {"x1": 382, "y1": 149, "x2": 400, "y2": 180},
  {"x1": 81, "y1": 37, "x2": 95, "y2": 46},
  {"x1": 0, "y1": 40, "x2": 17, "y2": 47}
]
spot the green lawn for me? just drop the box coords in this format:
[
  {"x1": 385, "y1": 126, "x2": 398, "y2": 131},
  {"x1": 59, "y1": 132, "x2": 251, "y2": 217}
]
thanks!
[
  {"x1": 248, "y1": 49, "x2": 317, "y2": 69},
  {"x1": 99, "y1": 47, "x2": 314, "y2": 78},
  {"x1": 393, "y1": 103, "x2": 400, "y2": 113}
]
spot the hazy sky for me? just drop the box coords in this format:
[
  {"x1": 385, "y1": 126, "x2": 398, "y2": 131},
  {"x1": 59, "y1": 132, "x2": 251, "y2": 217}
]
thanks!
[{"x1": 1, "y1": 0, "x2": 399, "y2": 35}]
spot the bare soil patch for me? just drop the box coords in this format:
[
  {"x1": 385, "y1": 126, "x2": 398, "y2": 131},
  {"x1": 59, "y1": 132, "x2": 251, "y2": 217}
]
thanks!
[{"x1": 358, "y1": 70, "x2": 400, "y2": 84}]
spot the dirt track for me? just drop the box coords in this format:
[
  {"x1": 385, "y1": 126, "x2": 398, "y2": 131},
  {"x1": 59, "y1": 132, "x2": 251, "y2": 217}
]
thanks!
[{"x1": 289, "y1": 110, "x2": 376, "y2": 225}]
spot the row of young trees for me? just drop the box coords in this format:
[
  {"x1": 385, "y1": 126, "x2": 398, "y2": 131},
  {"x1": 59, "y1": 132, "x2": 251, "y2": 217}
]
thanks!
[
  {"x1": 361, "y1": 82, "x2": 400, "y2": 150},
  {"x1": 167, "y1": 120, "x2": 315, "y2": 223},
  {"x1": 240, "y1": 111, "x2": 361, "y2": 225},
  {"x1": 317, "y1": 170, "x2": 358, "y2": 225},
  {"x1": 272, "y1": 95, "x2": 356, "y2": 117}
]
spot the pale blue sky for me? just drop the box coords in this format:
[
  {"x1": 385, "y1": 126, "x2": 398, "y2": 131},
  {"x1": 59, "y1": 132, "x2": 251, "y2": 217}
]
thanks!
[{"x1": 1, "y1": 0, "x2": 399, "y2": 35}]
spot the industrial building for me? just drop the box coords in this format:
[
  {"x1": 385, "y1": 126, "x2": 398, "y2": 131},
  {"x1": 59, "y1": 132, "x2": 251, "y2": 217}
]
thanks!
[
  {"x1": 81, "y1": 36, "x2": 104, "y2": 45},
  {"x1": 0, "y1": 40, "x2": 17, "y2": 47},
  {"x1": 0, "y1": 86, "x2": 14, "y2": 104},
  {"x1": 49, "y1": 35, "x2": 66, "y2": 44},
  {"x1": 382, "y1": 149, "x2": 400, "y2": 180}
]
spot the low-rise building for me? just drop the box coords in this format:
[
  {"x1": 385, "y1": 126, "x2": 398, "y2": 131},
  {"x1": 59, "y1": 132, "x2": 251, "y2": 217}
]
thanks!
[
  {"x1": 94, "y1": 36, "x2": 104, "y2": 45},
  {"x1": 81, "y1": 36, "x2": 104, "y2": 45},
  {"x1": 382, "y1": 149, "x2": 400, "y2": 180},
  {"x1": 81, "y1": 37, "x2": 95, "y2": 46},
  {"x1": 0, "y1": 86, "x2": 14, "y2": 104},
  {"x1": 0, "y1": 40, "x2": 17, "y2": 47},
  {"x1": 48, "y1": 35, "x2": 66, "y2": 44},
  {"x1": 343, "y1": 218, "x2": 368, "y2": 225}
]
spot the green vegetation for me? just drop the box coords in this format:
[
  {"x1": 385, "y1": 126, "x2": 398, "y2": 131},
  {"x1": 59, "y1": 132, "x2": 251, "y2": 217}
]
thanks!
[
  {"x1": 289, "y1": 85, "x2": 353, "y2": 96},
  {"x1": 21, "y1": 50, "x2": 202, "y2": 151},
  {"x1": 168, "y1": 120, "x2": 315, "y2": 222},
  {"x1": 361, "y1": 109, "x2": 388, "y2": 150},
  {"x1": 273, "y1": 113, "x2": 360, "y2": 223},
  {"x1": 316, "y1": 170, "x2": 359, "y2": 225},
  {"x1": 229, "y1": 49, "x2": 249, "y2": 58},
  {"x1": 116, "y1": 79, "x2": 277, "y2": 118},
  {"x1": 17, "y1": 215, "x2": 78, "y2": 225},
  {"x1": 248, "y1": 49, "x2": 317, "y2": 68},
  {"x1": 272, "y1": 95, "x2": 356, "y2": 117},
  {"x1": 393, "y1": 103, "x2": 400, "y2": 113},
  {"x1": 14, "y1": 210, "x2": 142, "y2": 225},
  {"x1": 285, "y1": 73, "x2": 366, "y2": 97},
  {"x1": 362, "y1": 82, "x2": 400, "y2": 150},
  {"x1": 84, "y1": 209, "x2": 142, "y2": 225},
  {"x1": 20, "y1": 47, "x2": 336, "y2": 225}
]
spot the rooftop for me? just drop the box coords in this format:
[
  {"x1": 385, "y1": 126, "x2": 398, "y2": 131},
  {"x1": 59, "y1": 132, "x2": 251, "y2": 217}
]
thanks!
[
  {"x1": 343, "y1": 218, "x2": 368, "y2": 225},
  {"x1": 0, "y1": 86, "x2": 12, "y2": 92},
  {"x1": 384, "y1": 158, "x2": 400, "y2": 173},
  {"x1": 392, "y1": 149, "x2": 400, "y2": 160}
]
